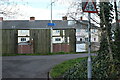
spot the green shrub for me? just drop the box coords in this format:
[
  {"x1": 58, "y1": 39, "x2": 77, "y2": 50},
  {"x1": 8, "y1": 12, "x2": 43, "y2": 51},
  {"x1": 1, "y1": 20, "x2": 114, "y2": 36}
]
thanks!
[
  {"x1": 63, "y1": 56, "x2": 120, "y2": 79},
  {"x1": 63, "y1": 58, "x2": 87, "y2": 79}
]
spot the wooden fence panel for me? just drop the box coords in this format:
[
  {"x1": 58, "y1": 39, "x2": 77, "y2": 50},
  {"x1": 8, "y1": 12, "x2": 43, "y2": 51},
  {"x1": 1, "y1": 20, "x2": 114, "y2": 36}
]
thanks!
[
  {"x1": 30, "y1": 29, "x2": 51, "y2": 54},
  {"x1": 2, "y1": 29, "x2": 75, "y2": 54},
  {"x1": 65, "y1": 29, "x2": 76, "y2": 52},
  {"x1": 2, "y1": 29, "x2": 18, "y2": 54}
]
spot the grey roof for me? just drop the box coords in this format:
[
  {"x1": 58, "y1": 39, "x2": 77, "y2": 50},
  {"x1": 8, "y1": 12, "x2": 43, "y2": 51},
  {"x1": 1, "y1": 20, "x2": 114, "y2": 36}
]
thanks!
[
  {"x1": 2, "y1": 20, "x2": 73, "y2": 29},
  {"x1": 75, "y1": 22, "x2": 98, "y2": 29},
  {"x1": 1, "y1": 20, "x2": 98, "y2": 29}
]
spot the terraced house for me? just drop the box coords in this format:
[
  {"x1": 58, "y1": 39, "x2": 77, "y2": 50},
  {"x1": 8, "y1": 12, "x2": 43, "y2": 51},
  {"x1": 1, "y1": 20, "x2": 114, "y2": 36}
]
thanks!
[{"x1": 1, "y1": 16, "x2": 100, "y2": 54}]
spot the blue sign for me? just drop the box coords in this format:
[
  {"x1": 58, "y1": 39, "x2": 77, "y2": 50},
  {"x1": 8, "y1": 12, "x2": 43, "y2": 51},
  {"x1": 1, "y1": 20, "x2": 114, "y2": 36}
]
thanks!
[{"x1": 48, "y1": 23, "x2": 56, "y2": 26}]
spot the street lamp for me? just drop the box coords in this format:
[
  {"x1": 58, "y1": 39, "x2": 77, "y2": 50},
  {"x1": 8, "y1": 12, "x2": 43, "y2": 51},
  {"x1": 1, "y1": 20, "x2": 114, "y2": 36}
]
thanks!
[
  {"x1": 50, "y1": 0, "x2": 53, "y2": 53},
  {"x1": 48, "y1": 0, "x2": 55, "y2": 53}
]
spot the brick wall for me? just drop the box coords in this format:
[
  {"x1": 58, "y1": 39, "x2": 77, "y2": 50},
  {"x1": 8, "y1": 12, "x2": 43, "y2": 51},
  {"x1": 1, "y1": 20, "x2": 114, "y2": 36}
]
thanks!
[
  {"x1": 18, "y1": 45, "x2": 33, "y2": 54},
  {"x1": 53, "y1": 44, "x2": 70, "y2": 53}
]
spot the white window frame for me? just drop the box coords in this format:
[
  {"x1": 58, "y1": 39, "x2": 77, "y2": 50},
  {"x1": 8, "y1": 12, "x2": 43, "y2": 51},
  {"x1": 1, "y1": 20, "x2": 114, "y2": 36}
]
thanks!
[{"x1": 53, "y1": 37, "x2": 63, "y2": 43}]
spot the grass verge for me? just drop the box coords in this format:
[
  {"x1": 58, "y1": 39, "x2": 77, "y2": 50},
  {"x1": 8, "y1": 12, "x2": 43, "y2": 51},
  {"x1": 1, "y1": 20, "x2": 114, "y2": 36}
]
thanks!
[
  {"x1": 50, "y1": 57, "x2": 87, "y2": 78},
  {"x1": 2, "y1": 51, "x2": 97, "y2": 56},
  {"x1": 2, "y1": 52, "x2": 89, "y2": 56}
]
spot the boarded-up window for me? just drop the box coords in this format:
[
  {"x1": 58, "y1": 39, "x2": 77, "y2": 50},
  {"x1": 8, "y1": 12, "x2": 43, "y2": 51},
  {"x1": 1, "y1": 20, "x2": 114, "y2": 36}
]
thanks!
[
  {"x1": 18, "y1": 30, "x2": 30, "y2": 36},
  {"x1": 53, "y1": 30, "x2": 60, "y2": 36}
]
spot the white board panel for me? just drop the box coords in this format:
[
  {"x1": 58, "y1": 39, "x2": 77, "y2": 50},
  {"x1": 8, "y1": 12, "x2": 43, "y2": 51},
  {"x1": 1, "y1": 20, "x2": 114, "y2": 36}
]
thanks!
[{"x1": 76, "y1": 44, "x2": 86, "y2": 52}]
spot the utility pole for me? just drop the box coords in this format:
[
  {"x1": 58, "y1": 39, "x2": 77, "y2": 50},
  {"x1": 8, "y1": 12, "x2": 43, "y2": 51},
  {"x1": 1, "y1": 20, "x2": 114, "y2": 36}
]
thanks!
[{"x1": 50, "y1": 0, "x2": 53, "y2": 53}]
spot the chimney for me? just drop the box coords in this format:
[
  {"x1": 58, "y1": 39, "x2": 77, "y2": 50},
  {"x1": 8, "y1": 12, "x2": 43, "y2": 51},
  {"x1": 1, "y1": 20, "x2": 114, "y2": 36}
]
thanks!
[
  {"x1": 0, "y1": 17, "x2": 3, "y2": 21},
  {"x1": 80, "y1": 16, "x2": 83, "y2": 21},
  {"x1": 62, "y1": 16, "x2": 67, "y2": 20},
  {"x1": 30, "y1": 17, "x2": 35, "y2": 21}
]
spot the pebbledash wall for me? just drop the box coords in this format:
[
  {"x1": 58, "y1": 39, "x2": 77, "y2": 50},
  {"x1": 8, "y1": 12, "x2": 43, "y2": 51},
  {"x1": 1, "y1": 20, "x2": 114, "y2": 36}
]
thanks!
[{"x1": 1, "y1": 17, "x2": 76, "y2": 54}]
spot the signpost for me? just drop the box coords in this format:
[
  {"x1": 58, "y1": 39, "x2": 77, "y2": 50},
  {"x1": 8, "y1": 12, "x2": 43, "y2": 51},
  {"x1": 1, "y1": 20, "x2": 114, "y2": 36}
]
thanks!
[
  {"x1": 48, "y1": 23, "x2": 56, "y2": 26},
  {"x1": 82, "y1": 0, "x2": 98, "y2": 80},
  {"x1": 82, "y1": 0, "x2": 98, "y2": 13}
]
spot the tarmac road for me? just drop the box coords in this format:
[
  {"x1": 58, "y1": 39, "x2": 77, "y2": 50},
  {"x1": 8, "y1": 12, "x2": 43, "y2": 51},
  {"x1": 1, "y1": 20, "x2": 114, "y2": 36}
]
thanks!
[{"x1": 2, "y1": 54, "x2": 95, "y2": 79}]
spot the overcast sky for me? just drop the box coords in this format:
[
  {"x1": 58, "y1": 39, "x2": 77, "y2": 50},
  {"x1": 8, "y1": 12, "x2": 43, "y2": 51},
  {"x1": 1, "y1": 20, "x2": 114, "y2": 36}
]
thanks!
[
  {"x1": 1, "y1": 0, "x2": 120, "y2": 22},
  {"x1": 11, "y1": 0, "x2": 74, "y2": 20},
  {"x1": 12, "y1": 0, "x2": 97, "y2": 20}
]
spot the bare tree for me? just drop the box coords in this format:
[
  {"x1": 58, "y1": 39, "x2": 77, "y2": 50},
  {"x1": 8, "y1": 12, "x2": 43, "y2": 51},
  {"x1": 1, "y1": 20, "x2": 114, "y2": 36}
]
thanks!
[
  {"x1": 66, "y1": 0, "x2": 84, "y2": 20},
  {"x1": 57, "y1": 0, "x2": 100, "y2": 25},
  {"x1": 0, "y1": 0, "x2": 28, "y2": 18}
]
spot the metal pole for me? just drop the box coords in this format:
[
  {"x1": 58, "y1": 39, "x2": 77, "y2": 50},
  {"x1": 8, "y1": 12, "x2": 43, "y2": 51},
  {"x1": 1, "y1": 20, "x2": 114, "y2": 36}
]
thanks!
[
  {"x1": 51, "y1": 0, "x2": 53, "y2": 23},
  {"x1": 87, "y1": 12, "x2": 92, "y2": 80},
  {"x1": 50, "y1": 0, "x2": 53, "y2": 53}
]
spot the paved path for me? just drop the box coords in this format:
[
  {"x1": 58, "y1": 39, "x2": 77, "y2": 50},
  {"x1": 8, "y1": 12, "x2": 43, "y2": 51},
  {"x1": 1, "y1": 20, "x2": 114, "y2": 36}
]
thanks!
[{"x1": 2, "y1": 54, "x2": 95, "y2": 79}]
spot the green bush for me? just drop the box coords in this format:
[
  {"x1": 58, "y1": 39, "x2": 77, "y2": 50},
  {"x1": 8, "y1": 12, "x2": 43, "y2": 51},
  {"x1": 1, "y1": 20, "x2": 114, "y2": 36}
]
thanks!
[
  {"x1": 63, "y1": 56, "x2": 120, "y2": 79},
  {"x1": 63, "y1": 58, "x2": 87, "y2": 79},
  {"x1": 92, "y1": 53, "x2": 120, "y2": 79}
]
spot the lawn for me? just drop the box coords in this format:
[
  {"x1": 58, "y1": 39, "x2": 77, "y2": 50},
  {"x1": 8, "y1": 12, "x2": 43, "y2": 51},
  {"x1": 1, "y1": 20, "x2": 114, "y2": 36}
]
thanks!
[
  {"x1": 2, "y1": 51, "x2": 97, "y2": 56},
  {"x1": 2, "y1": 52, "x2": 88, "y2": 56},
  {"x1": 50, "y1": 57, "x2": 87, "y2": 78}
]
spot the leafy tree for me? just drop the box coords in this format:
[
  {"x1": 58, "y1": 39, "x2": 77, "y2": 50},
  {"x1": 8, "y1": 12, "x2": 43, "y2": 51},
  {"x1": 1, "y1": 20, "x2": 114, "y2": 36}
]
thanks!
[
  {"x1": 113, "y1": 0, "x2": 120, "y2": 63},
  {"x1": 93, "y1": 1, "x2": 120, "y2": 78}
]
